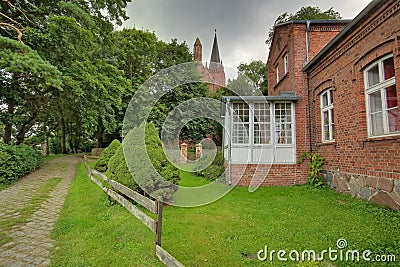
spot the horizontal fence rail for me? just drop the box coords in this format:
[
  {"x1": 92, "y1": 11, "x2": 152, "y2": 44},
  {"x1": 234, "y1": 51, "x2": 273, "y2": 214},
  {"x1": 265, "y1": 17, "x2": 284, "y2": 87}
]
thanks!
[{"x1": 83, "y1": 156, "x2": 184, "y2": 267}]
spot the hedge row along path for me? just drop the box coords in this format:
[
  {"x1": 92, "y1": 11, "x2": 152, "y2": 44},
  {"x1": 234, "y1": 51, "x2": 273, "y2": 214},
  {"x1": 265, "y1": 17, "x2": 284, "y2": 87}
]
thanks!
[{"x1": 0, "y1": 154, "x2": 80, "y2": 266}]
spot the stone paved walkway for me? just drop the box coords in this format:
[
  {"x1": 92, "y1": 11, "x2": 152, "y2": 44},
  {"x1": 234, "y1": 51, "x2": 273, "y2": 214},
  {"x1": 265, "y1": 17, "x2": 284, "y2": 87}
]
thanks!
[{"x1": 0, "y1": 155, "x2": 80, "y2": 267}]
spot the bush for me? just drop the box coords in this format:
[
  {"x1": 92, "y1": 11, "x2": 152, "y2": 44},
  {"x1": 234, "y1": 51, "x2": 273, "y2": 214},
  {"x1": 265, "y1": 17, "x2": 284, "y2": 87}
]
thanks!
[
  {"x1": 94, "y1": 139, "x2": 121, "y2": 172},
  {"x1": 109, "y1": 122, "x2": 180, "y2": 200},
  {"x1": 195, "y1": 151, "x2": 225, "y2": 181},
  {"x1": 0, "y1": 143, "x2": 43, "y2": 184}
]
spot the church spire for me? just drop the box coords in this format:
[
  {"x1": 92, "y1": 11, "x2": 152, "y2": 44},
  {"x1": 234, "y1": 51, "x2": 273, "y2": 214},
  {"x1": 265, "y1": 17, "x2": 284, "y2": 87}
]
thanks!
[{"x1": 209, "y1": 29, "x2": 221, "y2": 69}]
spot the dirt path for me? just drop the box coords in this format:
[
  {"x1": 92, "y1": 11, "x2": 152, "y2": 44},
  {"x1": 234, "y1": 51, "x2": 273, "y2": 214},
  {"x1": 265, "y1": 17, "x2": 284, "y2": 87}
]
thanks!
[{"x1": 0, "y1": 154, "x2": 80, "y2": 266}]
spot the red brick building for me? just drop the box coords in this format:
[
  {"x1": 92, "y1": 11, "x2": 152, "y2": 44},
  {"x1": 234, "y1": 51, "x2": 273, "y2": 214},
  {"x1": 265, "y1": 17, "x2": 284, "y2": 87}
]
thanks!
[
  {"x1": 193, "y1": 30, "x2": 226, "y2": 93},
  {"x1": 223, "y1": 0, "x2": 400, "y2": 209},
  {"x1": 303, "y1": 0, "x2": 400, "y2": 210}
]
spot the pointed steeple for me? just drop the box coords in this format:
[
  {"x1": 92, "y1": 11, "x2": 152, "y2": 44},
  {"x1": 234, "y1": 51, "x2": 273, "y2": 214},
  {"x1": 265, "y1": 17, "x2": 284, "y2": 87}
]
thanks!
[{"x1": 209, "y1": 29, "x2": 221, "y2": 69}]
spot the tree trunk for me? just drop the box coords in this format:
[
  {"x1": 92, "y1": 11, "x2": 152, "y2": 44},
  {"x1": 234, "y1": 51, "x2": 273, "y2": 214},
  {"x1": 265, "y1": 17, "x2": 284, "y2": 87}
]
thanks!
[
  {"x1": 59, "y1": 110, "x2": 67, "y2": 154},
  {"x1": 97, "y1": 122, "x2": 104, "y2": 148},
  {"x1": 4, "y1": 101, "x2": 14, "y2": 144},
  {"x1": 43, "y1": 134, "x2": 49, "y2": 156}
]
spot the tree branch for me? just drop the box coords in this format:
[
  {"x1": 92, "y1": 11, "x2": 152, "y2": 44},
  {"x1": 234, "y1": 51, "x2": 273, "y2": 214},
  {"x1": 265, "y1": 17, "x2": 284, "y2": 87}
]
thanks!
[{"x1": 0, "y1": 22, "x2": 23, "y2": 43}]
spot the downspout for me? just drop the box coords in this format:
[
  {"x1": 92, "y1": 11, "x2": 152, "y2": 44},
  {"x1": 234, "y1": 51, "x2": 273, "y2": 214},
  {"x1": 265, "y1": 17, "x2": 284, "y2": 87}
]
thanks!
[
  {"x1": 226, "y1": 98, "x2": 232, "y2": 185},
  {"x1": 305, "y1": 20, "x2": 311, "y2": 63}
]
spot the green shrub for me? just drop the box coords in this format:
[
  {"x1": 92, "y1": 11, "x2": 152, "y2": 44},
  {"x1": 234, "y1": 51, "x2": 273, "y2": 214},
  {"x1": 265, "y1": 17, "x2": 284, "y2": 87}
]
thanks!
[
  {"x1": 112, "y1": 122, "x2": 180, "y2": 200},
  {"x1": 195, "y1": 151, "x2": 225, "y2": 180},
  {"x1": 106, "y1": 146, "x2": 139, "y2": 192},
  {"x1": 298, "y1": 152, "x2": 326, "y2": 188},
  {"x1": 94, "y1": 139, "x2": 121, "y2": 172},
  {"x1": 0, "y1": 143, "x2": 43, "y2": 184}
]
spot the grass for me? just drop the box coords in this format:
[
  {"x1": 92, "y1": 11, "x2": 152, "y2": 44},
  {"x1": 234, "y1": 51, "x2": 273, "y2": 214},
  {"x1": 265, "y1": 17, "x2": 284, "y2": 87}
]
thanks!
[
  {"x1": 52, "y1": 166, "x2": 400, "y2": 266},
  {"x1": 50, "y1": 163, "x2": 163, "y2": 267},
  {"x1": 163, "y1": 184, "x2": 400, "y2": 266},
  {"x1": 0, "y1": 177, "x2": 62, "y2": 246}
]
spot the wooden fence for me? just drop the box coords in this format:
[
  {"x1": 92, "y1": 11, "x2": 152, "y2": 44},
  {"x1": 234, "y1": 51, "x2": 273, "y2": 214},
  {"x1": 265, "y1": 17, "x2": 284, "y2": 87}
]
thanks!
[{"x1": 83, "y1": 156, "x2": 184, "y2": 267}]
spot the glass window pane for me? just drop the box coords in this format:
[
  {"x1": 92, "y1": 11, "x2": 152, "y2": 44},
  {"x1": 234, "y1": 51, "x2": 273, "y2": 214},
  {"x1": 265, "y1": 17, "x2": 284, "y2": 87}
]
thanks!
[
  {"x1": 369, "y1": 91, "x2": 382, "y2": 113},
  {"x1": 388, "y1": 108, "x2": 400, "y2": 133},
  {"x1": 370, "y1": 112, "x2": 384, "y2": 135},
  {"x1": 324, "y1": 125, "x2": 330, "y2": 141},
  {"x1": 386, "y1": 85, "x2": 398, "y2": 109},
  {"x1": 367, "y1": 64, "x2": 380, "y2": 87},
  {"x1": 383, "y1": 57, "x2": 395, "y2": 80},
  {"x1": 329, "y1": 90, "x2": 333, "y2": 104},
  {"x1": 323, "y1": 111, "x2": 329, "y2": 126},
  {"x1": 322, "y1": 92, "x2": 328, "y2": 107}
]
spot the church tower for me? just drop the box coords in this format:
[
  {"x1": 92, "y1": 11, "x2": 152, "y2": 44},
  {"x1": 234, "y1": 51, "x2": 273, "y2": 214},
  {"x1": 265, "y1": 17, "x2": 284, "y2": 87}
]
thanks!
[
  {"x1": 193, "y1": 30, "x2": 226, "y2": 93},
  {"x1": 193, "y1": 37, "x2": 202, "y2": 62}
]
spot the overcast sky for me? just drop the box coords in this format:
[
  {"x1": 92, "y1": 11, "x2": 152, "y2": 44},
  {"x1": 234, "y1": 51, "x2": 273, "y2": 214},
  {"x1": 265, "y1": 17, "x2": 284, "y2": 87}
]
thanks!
[{"x1": 121, "y1": 0, "x2": 372, "y2": 71}]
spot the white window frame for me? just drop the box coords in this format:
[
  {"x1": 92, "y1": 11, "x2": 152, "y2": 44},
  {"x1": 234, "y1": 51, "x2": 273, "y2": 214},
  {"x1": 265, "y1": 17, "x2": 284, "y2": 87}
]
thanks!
[
  {"x1": 253, "y1": 103, "x2": 271, "y2": 145},
  {"x1": 320, "y1": 89, "x2": 334, "y2": 142},
  {"x1": 232, "y1": 103, "x2": 250, "y2": 144},
  {"x1": 276, "y1": 65, "x2": 280, "y2": 83},
  {"x1": 364, "y1": 54, "x2": 399, "y2": 137},
  {"x1": 283, "y1": 53, "x2": 289, "y2": 75},
  {"x1": 231, "y1": 102, "x2": 294, "y2": 146}
]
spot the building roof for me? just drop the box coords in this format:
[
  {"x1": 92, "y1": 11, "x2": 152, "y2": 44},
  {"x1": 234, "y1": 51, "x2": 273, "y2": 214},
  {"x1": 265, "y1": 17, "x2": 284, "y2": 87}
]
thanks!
[
  {"x1": 221, "y1": 92, "x2": 302, "y2": 102},
  {"x1": 209, "y1": 29, "x2": 221, "y2": 69},
  {"x1": 274, "y1": 19, "x2": 351, "y2": 28},
  {"x1": 303, "y1": 0, "x2": 383, "y2": 72}
]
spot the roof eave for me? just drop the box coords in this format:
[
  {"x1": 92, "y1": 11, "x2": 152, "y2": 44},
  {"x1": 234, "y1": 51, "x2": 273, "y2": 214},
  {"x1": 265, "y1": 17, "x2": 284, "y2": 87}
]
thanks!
[{"x1": 303, "y1": 0, "x2": 384, "y2": 72}]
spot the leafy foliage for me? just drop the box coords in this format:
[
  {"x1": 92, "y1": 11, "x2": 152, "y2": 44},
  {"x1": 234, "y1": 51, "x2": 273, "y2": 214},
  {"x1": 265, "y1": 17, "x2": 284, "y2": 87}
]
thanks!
[
  {"x1": 298, "y1": 152, "x2": 325, "y2": 188},
  {"x1": 94, "y1": 139, "x2": 121, "y2": 172},
  {"x1": 266, "y1": 6, "x2": 342, "y2": 45},
  {"x1": 0, "y1": 144, "x2": 43, "y2": 184},
  {"x1": 237, "y1": 60, "x2": 268, "y2": 95},
  {"x1": 108, "y1": 122, "x2": 180, "y2": 200},
  {"x1": 195, "y1": 151, "x2": 225, "y2": 181}
]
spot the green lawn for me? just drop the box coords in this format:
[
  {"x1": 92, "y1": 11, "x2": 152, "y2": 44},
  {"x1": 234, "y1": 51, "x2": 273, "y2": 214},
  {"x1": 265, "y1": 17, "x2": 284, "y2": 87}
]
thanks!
[
  {"x1": 50, "y1": 163, "x2": 163, "y2": 267},
  {"x1": 52, "y1": 165, "x2": 400, "y2": 266}
]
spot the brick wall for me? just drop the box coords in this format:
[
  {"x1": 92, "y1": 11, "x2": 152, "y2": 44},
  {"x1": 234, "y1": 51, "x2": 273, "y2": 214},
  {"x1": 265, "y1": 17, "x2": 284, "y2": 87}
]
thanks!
[{"x1": 306, "y1": 0, "x2": 400, "y2": 209}]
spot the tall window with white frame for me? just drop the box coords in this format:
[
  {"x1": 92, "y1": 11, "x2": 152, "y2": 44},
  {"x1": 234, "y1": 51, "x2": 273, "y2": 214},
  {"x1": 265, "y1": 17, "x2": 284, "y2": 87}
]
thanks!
[
  {"x1": 276, "y1": 65, "x2": 280, "y2": 83},
  {"x1": 284, "y1": 53, "x2": 289, "y2": 75},
  {"x1": 254, "y1": 103, "x2": 271, "y2": 144},
  {"x1": 364, "y1": 55, "x2": 399, "y2": 136},
  {"x1": 232, "y1": 103, "x2": 250, "y2": 144},
  {"x1": 320, "y1": 89, "x2": 334, "y2": 142},
  {"x1": 274, "y1": 103, "x2": 293, "y2": 144}
]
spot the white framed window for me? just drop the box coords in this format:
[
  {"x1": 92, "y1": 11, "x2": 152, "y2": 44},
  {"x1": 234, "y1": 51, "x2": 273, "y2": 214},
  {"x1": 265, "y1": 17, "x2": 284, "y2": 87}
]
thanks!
[
  {"x1": 274, "y1": 103, "x2": 293, "y2": 144},
  {"x1": 232, "y1": 103, "x2": 250, "y2": 144},
  {"x1": 320, "y1": 89, "x2": 334, "y2": 142},
  {"x1": 231, "y1": 102, "x2": 294, "y2": 145},
  {"x1": 276, "y1": 65, "x2": 280, "y2": 83},
  {"x1": 284, "y1": 53, "x2": 289, "y2": 74},
  {"x1": 364, "y1": 55, "x2": 399, "y2": 137},
  {"x1": 254, "y1": 103, "x2": 271, "y2": 144}
]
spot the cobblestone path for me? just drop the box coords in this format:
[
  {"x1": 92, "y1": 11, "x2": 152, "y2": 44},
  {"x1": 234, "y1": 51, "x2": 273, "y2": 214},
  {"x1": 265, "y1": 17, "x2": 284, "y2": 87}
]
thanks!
[{"x1": 0, "y1": 155, "x2": 80, "y2": 266}]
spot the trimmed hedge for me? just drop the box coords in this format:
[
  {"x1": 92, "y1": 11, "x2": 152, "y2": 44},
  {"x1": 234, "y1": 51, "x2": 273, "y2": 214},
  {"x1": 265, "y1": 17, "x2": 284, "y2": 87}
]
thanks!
[
  {"x1": 195, "y1": 151, "x2": 225, "y2": 181},
  {"x1": 94, "y1": 140, "x2": 121, "y2": 172},
  {"x1": 107, "y1": 122, "x2": 180, "y2": 200},
  {"x1": 0, "y1": 143, "x2": 43, "y2": 184}
]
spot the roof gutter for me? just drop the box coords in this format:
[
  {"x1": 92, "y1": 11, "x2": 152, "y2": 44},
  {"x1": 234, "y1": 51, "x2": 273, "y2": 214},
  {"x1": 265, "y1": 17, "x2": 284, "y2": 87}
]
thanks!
[{"x1": 302, "y1": 0, "x2": 384, "y2": 72}]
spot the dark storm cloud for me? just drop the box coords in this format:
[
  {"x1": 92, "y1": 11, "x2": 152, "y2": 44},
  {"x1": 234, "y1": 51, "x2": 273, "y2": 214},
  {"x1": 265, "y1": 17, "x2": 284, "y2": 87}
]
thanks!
[{"x1": 122, "y1": 0, "x2": 372, "y2": 71}]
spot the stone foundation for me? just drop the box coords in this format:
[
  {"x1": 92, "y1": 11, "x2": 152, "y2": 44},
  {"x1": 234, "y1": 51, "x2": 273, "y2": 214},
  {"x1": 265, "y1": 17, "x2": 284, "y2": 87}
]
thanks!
[{"x1": 324, "y1": 170, "x2": 400, "y2": 211}]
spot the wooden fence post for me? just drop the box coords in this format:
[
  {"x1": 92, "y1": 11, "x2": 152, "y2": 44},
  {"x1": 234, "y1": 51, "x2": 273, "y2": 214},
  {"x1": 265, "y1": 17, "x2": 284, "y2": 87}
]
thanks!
[{"x1": 155, "y1": 201, "x2": 163, "y2": 247}]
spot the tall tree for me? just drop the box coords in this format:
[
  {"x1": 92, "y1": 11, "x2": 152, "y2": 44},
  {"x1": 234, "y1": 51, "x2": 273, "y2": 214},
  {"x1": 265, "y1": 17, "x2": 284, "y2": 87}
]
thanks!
[
  {"x1": 237, "y1": 60, "x2": 268, "y2": 95},
  {"x1": 0, "y1": 37, "x2": 61, "y2": 144},
  {"x1": 266, "y1": 6, "x2": 342, "y2": 45}
]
